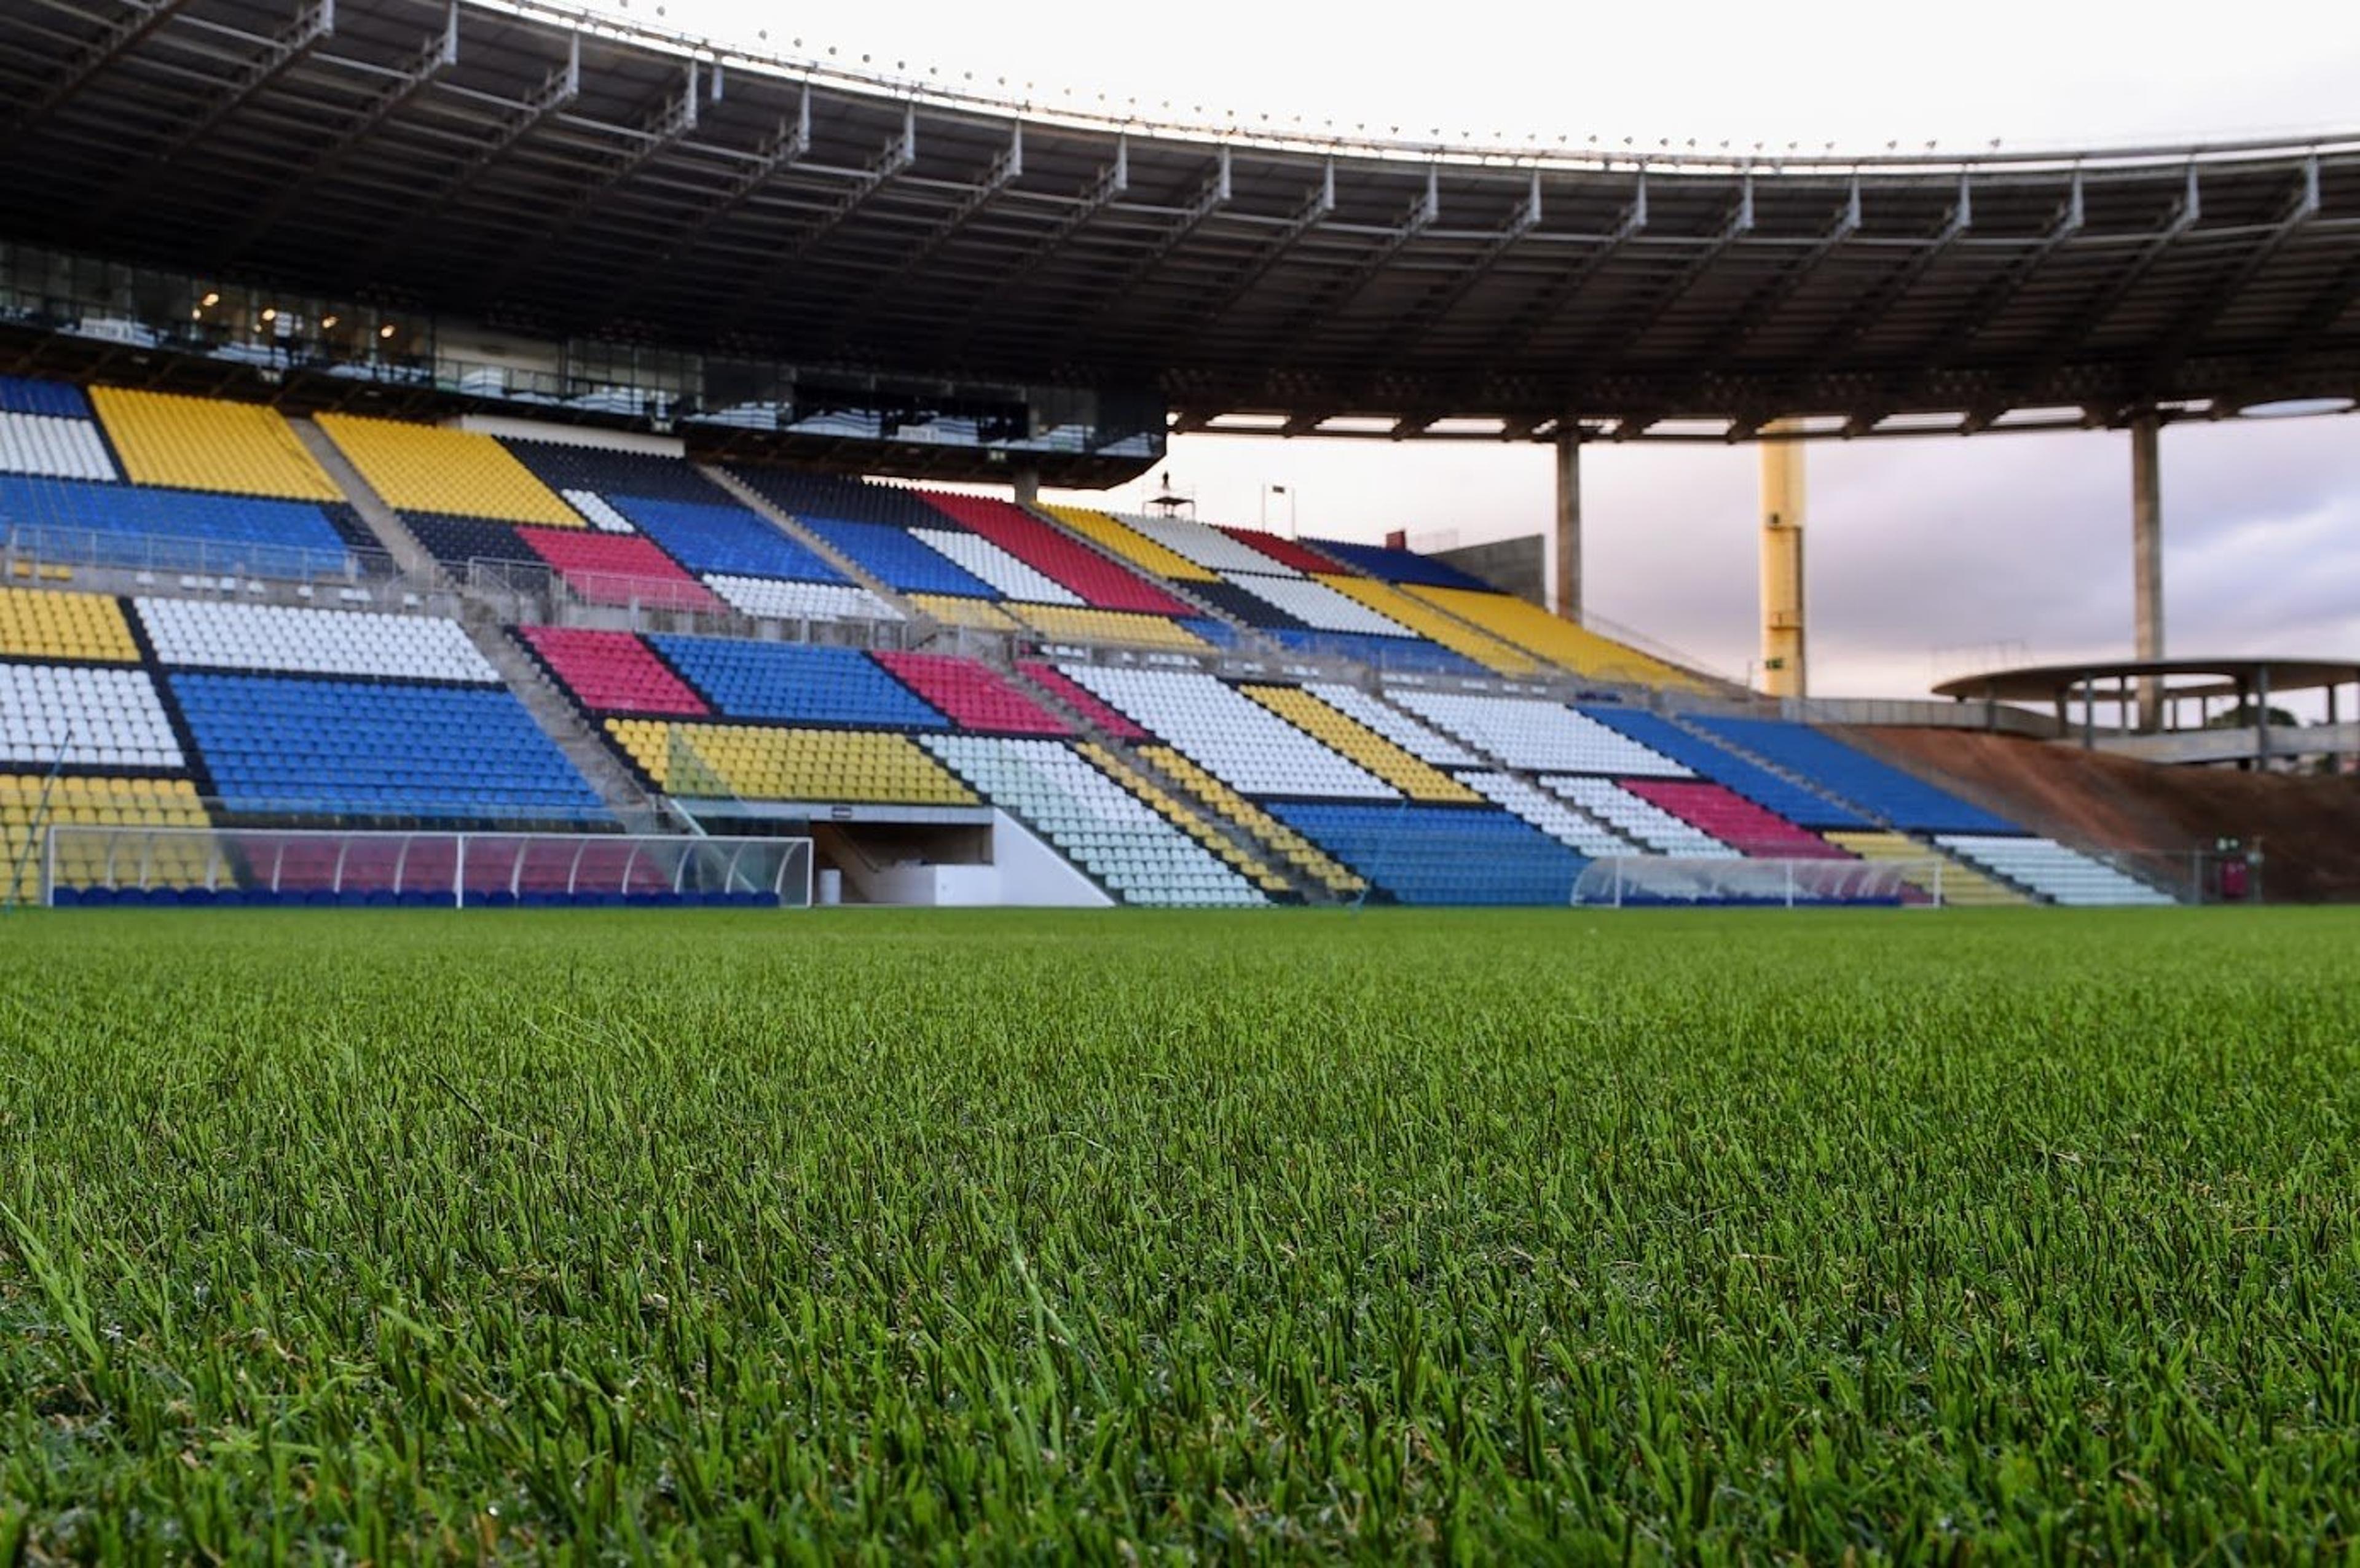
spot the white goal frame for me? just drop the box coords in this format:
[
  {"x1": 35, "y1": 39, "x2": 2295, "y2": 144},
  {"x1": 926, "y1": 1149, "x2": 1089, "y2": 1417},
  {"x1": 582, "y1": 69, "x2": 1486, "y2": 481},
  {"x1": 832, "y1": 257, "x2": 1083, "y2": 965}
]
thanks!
[{"x1": 1571, "y1": 856, "x2": 1947, "y2": 908}]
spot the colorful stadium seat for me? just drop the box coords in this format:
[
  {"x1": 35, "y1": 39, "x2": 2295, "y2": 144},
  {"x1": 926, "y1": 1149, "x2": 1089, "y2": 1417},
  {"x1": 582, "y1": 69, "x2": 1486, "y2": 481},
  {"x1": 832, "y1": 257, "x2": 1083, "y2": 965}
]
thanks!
[
  {"x1": 608, "y1": 496, "x2": 849, "y2": 583},
  {"x1": 0, "y1": 587, "x2": 140, "y2": 662},
  {"x1": 1688, "y1": 716, "x2": 2022, "y2": 835},
  {"x1": 1391, "y1": 691, "x2": 1689, "y2": 775},
  {"x1": 649, "y1": 637, "x2": 949, "y2": 729},
  {"x1": 921, "y1": 492, "x2": 1193, "y2": 614},
  {"x1": 514, "y1": 527, "x2": 727, "y2": 612},
  {"x1": 1617, "y1": 780, "x2": 1851, "y2": 858},
  {"x1": 0, "y1": 475, "x2": 361, "y2": 575},
  {"x1": 1040, "y1": 506, "x2": 1221, "y2": 583},
  {"x1": 316, "y1": 414, "x2": 584, "y2": 525},
  {"x1": 135, "y1": 598, "x2": 498, "y2": 682},
  {"x1": 516, "y1": 626, "x2": 710, "y2": 716},
  {"x1": 874, "y1": 651, "x2": 1071, "y2": 736},
  {"x1": 1238, "y1": 685, "x2": 1479, "y2": 802},
  {"x1": 1061, "y1": 666, "x2": 1394, "y2": 799},
  {"x1": 1265, "y1": 802, "x2": 1588, "y2": 905},
  {"x1": 1581, "y1": 707, "x2": 1868, "y2": 829},
  {"x1": 607, "y1": 720, "x2": 975, "y2": 804},
  {"x1": 88, "y1": 388, "x2": 341, "y2": 500},
  {"x1": 0, "y1": 663, "x2": 184, "y2": 769}
]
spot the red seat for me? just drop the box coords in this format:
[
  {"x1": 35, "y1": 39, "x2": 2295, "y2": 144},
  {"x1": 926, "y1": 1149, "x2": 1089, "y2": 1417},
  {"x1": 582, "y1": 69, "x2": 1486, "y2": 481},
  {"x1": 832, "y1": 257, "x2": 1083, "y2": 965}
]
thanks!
[
  {"x1": 517, "y1": 626, "x2": 710, "y2": 716},
  {"x1": 1619, "y1": 779, "x2": 1853, "y2": 858},
  {"x1": 874, "y1": 651, "x2": 1069, "y2": 736}
]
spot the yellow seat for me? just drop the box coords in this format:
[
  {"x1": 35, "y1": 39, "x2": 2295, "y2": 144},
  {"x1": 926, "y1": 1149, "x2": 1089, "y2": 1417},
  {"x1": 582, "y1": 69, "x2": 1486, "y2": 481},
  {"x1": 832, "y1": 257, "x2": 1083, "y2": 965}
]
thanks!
[
  {"x1": 908, "y1": 595, "x2": 1023, "y2": 632},
  {"x1": 315, "y1": 413, "x2": 583, "y2": 525},
  {"x1": 89, "y1": 387, "x2": 343, "y2": 500},
  {"x1": 1008, "y1": 603, "x2": 1210, "y2": 651},
  {"x1": 1040, "y1": 506, "x2": 1221, "y2": 583},
  {"x1": 1074, "y1": 742, "x2": 1287, "y2": 887},
  {"x1": 1238, "y1": 685, "x2": 1479, "y2": 803},
  {"x1": 0, "y1": 587, "x2": 141, "y2": 662},
  {"x1": 1312, "y1": 576, "x2": 1539, "y2": 676},
  {"x1": 607, "y1": 719, "x2": 977, "y2": 805},
  {"x1": 1403, "y1": 584, "x2": 1707, "y2": 691},
  {"x1": 1825, "y1": 830, "x2": 2029, "y2": 906},
  {"x1": 1139, "y1": 746, "x2": 1364, "y2": 895},
  {"x1": 1, "y1": 776, "x2": 210, "y2": 901}
]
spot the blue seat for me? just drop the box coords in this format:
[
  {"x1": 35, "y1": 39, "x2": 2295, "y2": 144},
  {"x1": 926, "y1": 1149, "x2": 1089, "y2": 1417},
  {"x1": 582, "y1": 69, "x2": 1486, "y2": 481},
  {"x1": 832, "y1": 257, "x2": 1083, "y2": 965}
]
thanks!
[
  {"x1": 1266, "y1": 803, "x2": 1589, "y2": 906},
  {"x1": 1688, "y1": 716, "x2": 2023, "y2": 834},
  {"x1": 648, "y1": 637, "x2": 951, "y2": 728}
]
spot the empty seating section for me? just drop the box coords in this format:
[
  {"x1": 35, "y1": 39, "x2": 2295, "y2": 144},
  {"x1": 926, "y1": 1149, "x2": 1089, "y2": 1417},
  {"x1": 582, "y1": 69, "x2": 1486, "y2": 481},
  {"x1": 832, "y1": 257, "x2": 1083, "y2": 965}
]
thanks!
[
  {"x1": 170, "y1": 673, "x2": 604, "y2": 821},
  {"x1": 1690, "y1": 717, "x2": 2023, "y2": 834},
  {"x1": 1407, "y1": 586, "x2": 1702, "y2": 689},
  {"x1": 515, "y1": 528, "x2": 726, "y2": 612},
  {"x1": 1302, "y1": 537, "x2": 1492, "y2": 590},
  {"x1": 1261, "y1": 628, "x2": 1487, "y2": 676},
  {"x1": 1312, "y1": 578, "x2": 1538, "y2": 675},
  {"x1": 1543, "y1": 777, "x2": 1736, "y2": 858},
  {"x1": 1460, "y1": 772, "x2": 1637, "y2": 858},
  {"x1": 607, "y1": 720, "x2": 976, "y2": 804},
  {"x1": 1222, "y1": 573, "x2": 1416, "y2": 637},
  {"x1": 1300, "y1": 684, "x2": 1481, "y2": 764},
  {"x1": 0, "y1": 409, "x2": 117, "y2": 481},
  {"x1": 500, "y1": 439, "x2": 734, "y2": 505},
  {"x1": 1075, "y1": 742, "x2": 1293, "y2": 895},
  {"x1": 1826, "y1": 831, "x2": 2027, "y2": 906},
  {"x1": 405, "y1": 514, "x2": 545, "y2": 570},
  {"x1": 912, "y1": 528, "x2": 1083, "y2": 603},
  {"x1": 874, "y1": 651, "x2": 1069, "y2": 735},
  {"x1": 1139, "y1": 747, "x2": 1364, "y2": 896},
  {"x1": 0, "y1": 588, "x2": 139, "y2": 662},
  {"x1": 1393, "y1": 692, "x2": 1689, "y2": 776},
  {"x1": 1184, "y1": 579, "x2": 1310, "y2": 630},
  {"x1": 0, "y1": 376, "x2": 96, "y2": 420},
  {"x1": 924, "y1": 737, "x2": 1262, "y2": 906},
  {"x1": 87, "y1": 388, "x2": 340, "y2": 500},
  {"x1": 797, "y1": 517, "x2": 999, "y2": 597},
  {"x1": 0, "y1": 476, "x2": 359, "y2": 573},
  {"x1": 704, "y1": 576, "x2": 903, "y2": 623},
  {"x1": 135, "y1": 598, "x2": 498, "y2": 683},
  {"x1": 1216, "y1": 527, "x2": 1344, "y2": 575},
  {"x1": 1, "y1": 664, "x2": 183, "y2": 769},
  {"x1": 1009, "y1": 605, "x2": 1211, "y2": 651},
  {"x1": 317, "y1": 414, "x2": 583, "y2": 525},
  {"x1": 3, "y1": 775, "x2": 211, "y2": 902},
  {"x1": 1267, "y1": 802, "x2": 1587, "y2": 906},
  {"x1": 517, "y1": 626, "x2": 709, "y2": 715},
  {"x1": 648, "y1": 637, "x2": 949, "y2": 729},
  {"x1": 561, "y1": 492, "x2": 638, "y2": 533},
  {"x1": 609, "y1": 496, "x2": 845, "y2": 583},
  {"x1": 914, "y1": 594, "x2": 1023, "y2": 632},
  {"x1": 1582, "y1": 707, "x2": 1866, "y2": 829},
  {"x1": 1240, "y1": 685, "x2": 1478, "y2": 802},
  {"x1": 1124, "y1": 512, "x2": 1301, "y2": 576},
  {"x1": 1937, "y1": 836, "x2": 2175, "y2": 906},
  {"x1": 1619, "y1": 780, "x2": 1850, "y2": 858},
  {"x1": 1017, "y1": 662, "x2": 1150, "y2": 739},
  {"x1": 1063, "y1": 666, "x2": 1394, "y2": 799},
  {"x1": 1042, "y1": 506, "x2": 1219, "y2": 582},
  {"x1": 926, "y1": 493, "x2": 1192, "y2": 614},
  {"x1": 731, "y1": 468, "x2": 950, "y2": 530}
]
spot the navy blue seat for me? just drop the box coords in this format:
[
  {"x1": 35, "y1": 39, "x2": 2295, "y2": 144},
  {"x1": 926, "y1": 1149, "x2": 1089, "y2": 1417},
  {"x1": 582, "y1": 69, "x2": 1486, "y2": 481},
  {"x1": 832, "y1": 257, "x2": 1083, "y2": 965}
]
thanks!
[
  {"x1": 1267, "y1": 803, "x2": 1589, "y2": 906},
  {"x1": 648, "y1": 637, "x2": 951, "y2": 728}
]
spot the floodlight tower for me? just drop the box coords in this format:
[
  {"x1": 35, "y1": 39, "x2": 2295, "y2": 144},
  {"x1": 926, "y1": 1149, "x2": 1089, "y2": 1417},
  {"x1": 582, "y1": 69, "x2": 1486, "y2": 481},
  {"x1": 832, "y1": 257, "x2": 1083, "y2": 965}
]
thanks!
[{"x1": 1758, "y1": 421, "x2": 1806, "y2": 698}]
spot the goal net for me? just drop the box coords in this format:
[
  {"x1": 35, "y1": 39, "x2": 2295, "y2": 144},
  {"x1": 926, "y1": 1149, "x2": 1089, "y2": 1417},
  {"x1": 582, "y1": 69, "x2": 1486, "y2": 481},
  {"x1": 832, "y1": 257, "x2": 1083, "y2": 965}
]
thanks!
[
  {"x1": 39, "y1": 826, "x2": 814, "y2": 908},
  {"x1": 1570, "y1": 856, "x2": 1938, "y2": 908}
]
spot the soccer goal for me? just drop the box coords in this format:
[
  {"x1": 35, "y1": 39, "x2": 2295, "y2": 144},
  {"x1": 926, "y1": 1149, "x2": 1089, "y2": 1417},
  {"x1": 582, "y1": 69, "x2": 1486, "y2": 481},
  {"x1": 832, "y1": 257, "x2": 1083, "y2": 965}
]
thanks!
[
  {"x1": 1570, "y1": 856, "x2": 1943, "y2": 908},
  {"x1": 39, "y1": 825, "x2": 814, "y2": 909}
]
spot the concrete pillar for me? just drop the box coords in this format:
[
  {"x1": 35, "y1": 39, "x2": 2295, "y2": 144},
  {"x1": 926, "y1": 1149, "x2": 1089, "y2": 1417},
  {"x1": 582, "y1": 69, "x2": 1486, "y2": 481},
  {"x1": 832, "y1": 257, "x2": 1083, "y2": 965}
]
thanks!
[
  {"x1": 1759, "y1": 421, "x2": 1806, "y2": 699},
  {"x1": 2256, "y1": 665, "x2": 2273, "y2": 767},
  {"x1": 1547, "y1": 434, "x2": 1582, "y2": 622},
  {"x1": 2131, "y1": 414, "x2": 2164, "y2": 731},
  {"x1": 1012, "y1": 467, "x2": 1040, "y2": 509}
]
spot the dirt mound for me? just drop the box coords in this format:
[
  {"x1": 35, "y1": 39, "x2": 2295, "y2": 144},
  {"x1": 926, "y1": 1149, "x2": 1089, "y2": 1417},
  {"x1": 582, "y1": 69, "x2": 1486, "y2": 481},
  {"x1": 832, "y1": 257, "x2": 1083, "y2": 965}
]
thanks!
[{"x1": 1833, "y1": 727, "x2": 2360, "y2": 902}]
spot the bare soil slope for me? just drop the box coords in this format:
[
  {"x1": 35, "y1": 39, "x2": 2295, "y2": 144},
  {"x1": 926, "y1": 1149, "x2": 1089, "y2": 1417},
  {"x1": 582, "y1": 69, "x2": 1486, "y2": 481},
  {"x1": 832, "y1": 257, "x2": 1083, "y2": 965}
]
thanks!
[{"x1": 1835, "y1": 727, "x2": 2360, "y2": 902}]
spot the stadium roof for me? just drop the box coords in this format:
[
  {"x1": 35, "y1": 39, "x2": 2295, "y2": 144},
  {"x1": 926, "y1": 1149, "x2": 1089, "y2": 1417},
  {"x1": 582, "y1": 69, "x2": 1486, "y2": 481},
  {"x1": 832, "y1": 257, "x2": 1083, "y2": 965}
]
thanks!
[{"x1": 5, "y1": 0, "x2": 2360, "y2": 441}]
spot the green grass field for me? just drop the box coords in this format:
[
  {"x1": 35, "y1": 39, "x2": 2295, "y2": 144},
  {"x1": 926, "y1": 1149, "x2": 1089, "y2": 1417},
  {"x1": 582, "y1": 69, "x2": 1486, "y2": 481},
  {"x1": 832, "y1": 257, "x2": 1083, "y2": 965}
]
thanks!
[{"x1": 4, "y1": 907, "x2": 2358, "y2": 1560}]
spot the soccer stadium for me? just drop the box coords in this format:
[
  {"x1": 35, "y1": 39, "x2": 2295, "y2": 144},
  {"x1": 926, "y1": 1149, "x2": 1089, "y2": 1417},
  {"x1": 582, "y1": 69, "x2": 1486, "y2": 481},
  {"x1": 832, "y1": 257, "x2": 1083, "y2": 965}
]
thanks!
[{"x1": 3, "y1": 0, "x2": 2359, "y2": 1555}]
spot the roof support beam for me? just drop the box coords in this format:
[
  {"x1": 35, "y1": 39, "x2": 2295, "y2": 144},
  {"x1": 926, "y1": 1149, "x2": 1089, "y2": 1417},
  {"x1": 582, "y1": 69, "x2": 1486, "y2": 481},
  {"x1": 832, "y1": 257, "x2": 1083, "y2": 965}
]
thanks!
[
  {"x1": 2148, "y1": 156, "x2": 2318, "y2": 389},
  {"x1": 1965, "y1": 165, "x2": 2198, "y2": 428},
  {"x1": 159, "y1": 0, "x2": 336, "y2": 160},
  {"x1": 1718, "y1": 178, "x2": 1860, "y2": 359},
  {"x1": 1847, "y1": 170, "x2": 2082, "y2": 434},
  {"x1": 2225, "y1": 246, "x2": 2360, "y2": 409},
  {"x1": 1381, "y1": 169, "x2": 1543, "y2": 356},
  {"x1": 592, "y1": 100, "x2": 811, "y2": 323},
  {"x1": 12, "y1": 0, "x2": 194, "y2": 134},
  {"x1": 946, "y1": 138, "x2": 1129, "y2": 355},
  {"x1": 468, "y1": 57, "x2": 700, "y2": 303},
  {"x1": 1268, "y1": 165, "x2": 1440, "y2": 352},
  {"x1": 1561, "y1": 177, "x2": 1755, "y2": 394},
  {"x1": 1059, "y1": 148, "x2": 1229, "y2": 347},
  {"x1": 719, "y1": 105, "x2": 916, "y2": 338},
  {"x1": 828, "y1": 122, "x2": 1026, "y2": 351},
  {"x1": 212, "y1": 4, "x2": 459, "y2": 267},
  {"x1": 1468, "y1": 171, "x2": 1648, "y2": 373},
  {"x1": 1804, "y1": 173, "x2": 1970, "y2": 394},
  {"x1": 1180, "y1": 160, "x2": 1336, "y2": 327}
]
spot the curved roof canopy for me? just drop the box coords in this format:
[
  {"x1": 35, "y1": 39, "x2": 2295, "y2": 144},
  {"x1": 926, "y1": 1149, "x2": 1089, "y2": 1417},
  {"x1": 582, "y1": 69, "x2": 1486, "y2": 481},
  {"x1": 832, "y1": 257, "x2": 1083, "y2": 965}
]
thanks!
[
  {"x1": 4, "y1": 0, "x2": 2359, "y2": 440},
  {"x1": 1937, "y1": 657, "x2": 2360, "y2": 704}
]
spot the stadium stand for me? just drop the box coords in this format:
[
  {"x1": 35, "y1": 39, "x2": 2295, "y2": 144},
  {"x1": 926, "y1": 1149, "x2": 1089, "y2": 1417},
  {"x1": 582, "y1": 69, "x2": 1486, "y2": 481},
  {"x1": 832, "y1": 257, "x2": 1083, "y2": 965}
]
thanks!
[
  {"x1": 1391, "y1": 692, "x2": 1689, "y2": 776},
  {"x1": 1825, "y1": 831, "x2": 2028, "y2": 906},
  {"x1": 1122, "y1": 512, "x2": 1304, "y2": 577},
  {"x1": 1935, "y1": 836, "x2": 2176, "y2": 906},
  {"x1": 1259, "y1": 628, "x2": 1488, "y2": 676},
  {"x1": 794, "y1": 517, "x2": 1001, "y2": 597},
  {"x1": 1542, "y1": 777, "x2": 1737, "y2": 858},
  {"x1": 134, "y1": 599, "x2": 498, "y2": 682},
  {"x1": 0, "y1": 587, "x2": 141, "y2": 662},
  {"x1": 1264, "y1": 802, "x2": 1588, "y2": 905},
  {"x1": 924, "y1": 493, "x2": 1195, "y2": 614},
  {"x1": 316, "y1": 414, "x2": 583, "y2": 525},
  {"x1": 1214, "y1": 527, "x2": 1342, "y2": 576},
  {"x1": 514, "y1": 528, "x2": 728, "y2": 613},
  {"x1": 515, "y1": 626, "x2": 710, "y2": 716},
  {"x1": 2, "y1": 775, "x2": 212, "y2": 903},
  {"x1": 606, "y1": 720, "x2": 976, "y2": 804},
  {"x1": 1310, "y1": 578, "x2": 1540, "y2": 675},
  {"x1": 0, "y1": 402, "x2": 117, "y2": 481},
  {"x1": 1040, "y1": 506, "x2": 1221, "y2": 582},
  {"x1": 1618, "y1": 780, "x2": 1851, "y2": 858},
  {"x1": 1238, "y1": 685, "x2": 1479, "y2": 802},
  {"x1": 609, "y1": 496, "x2": 846, "y2": 584},
  {"x1": 500, "y1": 439, "x2": 738, "y2": 505},
  {"x1": 87, "y1": 388, "x2": 341, "y2": 500},
  {"x1": 1300, "y1": 537, "x2": 1493, "y2": 590},
  {"x1": 1583, "y1": 707, "x2": 1868, "y2": 829},
  {"x1": 1136, "y1": 747, "x2": 1365, "y2": 896},
  {"x1": 1074, "y1": 741, "x2": 1294, "y2": 896},
  {"x1": 1406, "y1": 585, "x2": 1704, "y2": 689},
  {"x1": 1219, "y1": 573, "x2": 1417, "y2": 637},
  {"x1": 1061, "y1": 666, "x2": 1394, "y2": 799},
  {"x1": 1008, "y1": 605, "x2": 1212, "y2": 650},
  {"x1": 1460, "y1": 772, "x2": 1638, "y2": 858},
  {"x1": 730, "y1": 468, "x2": 952, "y2": 530},
  {"x1": 170, "y1": 673, "x2": 605, "y2": 822},
  {"x1": 912, "y1": 594, "x2": 1023, "y2": 631},
  {"x1": 648, "y1": 637, "x2": 949, "y2": 729},
  {"x1": 1017, "y1": 662, "x2": 1152, "y2": 739},
  {"x1": 1, "y1": 663, "x2": 184, "y2": 769},
  {"x1": 922, "y1": 737, "x2": 1263, "y2": 907},
  {"x1": 875, "y1": 651, "x2": 1071, "y2": 735},
  {"x1": 703, "y1": 576, "x2": 902, "y2": 623},
  {"x1": 1689, "y1": 716, "x2": 2023, "y2": 835},
  {"x1": 0, "y1": 476, "x2": 363, "y2": 574},
  {"x1": 911, "y1": 527, "x2": 1084, "y2": 604},
  {"x1": 1298, "y1": 684, "x2": 1481, "y2": 765}
]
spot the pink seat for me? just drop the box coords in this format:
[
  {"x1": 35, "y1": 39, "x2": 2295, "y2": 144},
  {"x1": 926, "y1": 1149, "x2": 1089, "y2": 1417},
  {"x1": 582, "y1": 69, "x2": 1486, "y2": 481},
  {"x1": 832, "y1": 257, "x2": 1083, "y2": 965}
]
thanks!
[
  {"x1": 517, "y1": 528, "x2": 727, "y2": 614},
  {"x1": 517, "y1": 626, "x2": 710, "y2": 716},
  {"x1": 919, "y1": 492, "x2": 1192, "y2": 615},
  {"x1": 1213, "y1": 525, "x2": 1344, "y2": 575},
  {"x1": 1620, "y1": 780, "x2": 1854, "y2": 858},
  {"x1": 1015, "y1": 662, "x2": 1150, "y2": 740},
  {"x1": 874, "y1": 651, "x2": 1070, "y2": 735}
]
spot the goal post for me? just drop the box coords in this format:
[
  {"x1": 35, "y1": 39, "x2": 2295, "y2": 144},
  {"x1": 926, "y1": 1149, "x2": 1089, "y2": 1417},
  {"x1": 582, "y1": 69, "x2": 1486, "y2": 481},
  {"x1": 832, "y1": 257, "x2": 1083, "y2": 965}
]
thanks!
[
  {"x1": 40, "y1": 826, "x2": 815, "y2": 909},
  {"x1": 1570, "y1": 856, "x2": 1945, "y2": 908}
]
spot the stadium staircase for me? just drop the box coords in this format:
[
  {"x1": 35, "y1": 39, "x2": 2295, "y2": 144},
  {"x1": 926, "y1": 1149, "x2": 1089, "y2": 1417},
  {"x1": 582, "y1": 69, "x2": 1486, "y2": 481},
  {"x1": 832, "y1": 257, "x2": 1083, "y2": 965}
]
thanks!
[
  {"x1": 291, "y1": 419, "x2": 445, "y2": 582},
  {"x1": 462, "y1": 612, "x2": 671, "y2": 829},
  {"x1": 696, "y1": 465, "x2": 934, "y2": 632}
]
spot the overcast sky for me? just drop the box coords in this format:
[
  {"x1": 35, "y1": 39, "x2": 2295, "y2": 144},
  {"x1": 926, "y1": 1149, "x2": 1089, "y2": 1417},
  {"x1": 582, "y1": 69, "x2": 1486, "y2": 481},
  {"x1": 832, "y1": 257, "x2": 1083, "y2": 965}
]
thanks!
[{"x1": 597, "y1": 0, "x2": 2359, "y2": 697}]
